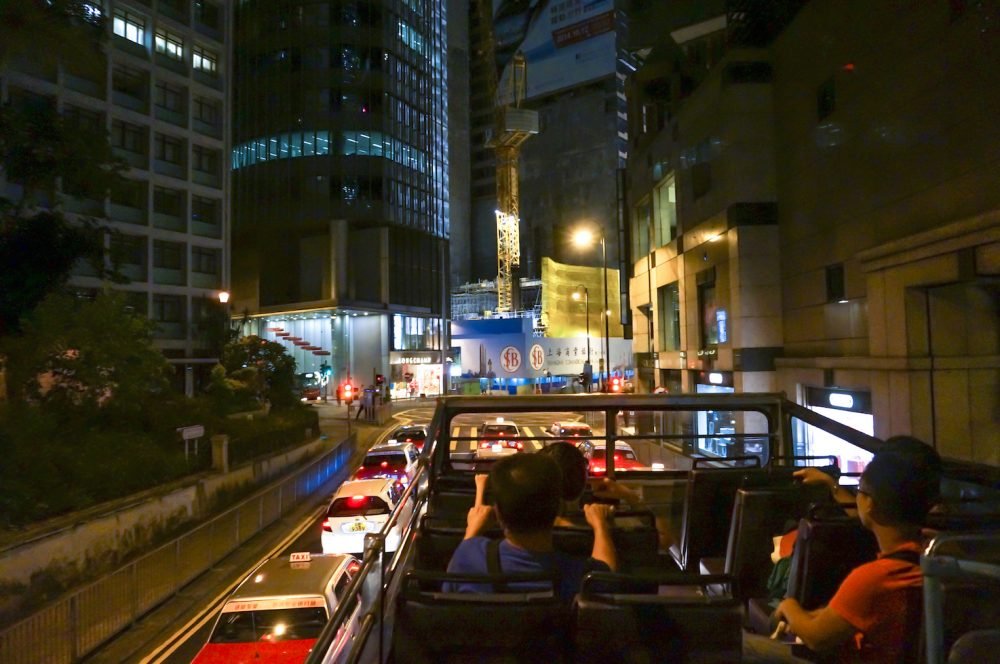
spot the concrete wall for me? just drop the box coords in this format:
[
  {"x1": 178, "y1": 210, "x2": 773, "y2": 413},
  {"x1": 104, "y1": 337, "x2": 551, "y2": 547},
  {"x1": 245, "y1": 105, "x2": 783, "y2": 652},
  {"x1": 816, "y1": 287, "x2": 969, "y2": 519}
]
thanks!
[{"x1": 0, "y1": 436, "x2": 333, "y2": 589}]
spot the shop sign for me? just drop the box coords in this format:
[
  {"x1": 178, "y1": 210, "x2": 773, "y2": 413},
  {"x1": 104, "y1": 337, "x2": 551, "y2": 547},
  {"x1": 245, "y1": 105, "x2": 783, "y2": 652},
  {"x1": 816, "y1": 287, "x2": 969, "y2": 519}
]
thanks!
[{"x1": 390, "y1": 351, "x2": 440, "y2": 365}]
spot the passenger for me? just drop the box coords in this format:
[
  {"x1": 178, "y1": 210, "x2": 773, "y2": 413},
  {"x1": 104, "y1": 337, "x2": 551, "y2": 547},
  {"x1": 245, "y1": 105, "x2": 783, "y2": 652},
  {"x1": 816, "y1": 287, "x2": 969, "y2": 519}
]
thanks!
[
  {"x1": 771, "y1": 439, "x2": 941, "y2": 663},
  {"x1": 537, "y1": 442, "x2": 590, "y2": 524},
  {"x1": 444, "y1": 453, "x2": 617, "y2": 601}
]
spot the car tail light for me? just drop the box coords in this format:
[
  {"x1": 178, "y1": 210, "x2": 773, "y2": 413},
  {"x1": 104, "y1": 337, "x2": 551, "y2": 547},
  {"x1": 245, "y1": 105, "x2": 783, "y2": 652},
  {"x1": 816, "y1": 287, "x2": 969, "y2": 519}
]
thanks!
[
  {"x1": 380, "y1": 461, "x2": 389, "y2": 468},
  {"x1": 347, "y1": 559, "x2": 362, "y2": 575},
  {"x1": 347, "y1": 495, "x2": 366, "y2": 507},
  {"x1": 322, "y1": 519, "x2": 333, "y2": 532},
  {"x1": 515, "y1": 441, "x2": 524, "y2": 450}
]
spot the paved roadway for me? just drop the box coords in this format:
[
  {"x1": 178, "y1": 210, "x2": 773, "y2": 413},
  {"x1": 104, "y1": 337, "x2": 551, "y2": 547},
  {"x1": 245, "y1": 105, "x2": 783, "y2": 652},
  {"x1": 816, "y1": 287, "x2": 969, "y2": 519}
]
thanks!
[
  {"x1": 81, "y1": 399, "x2": 431, "y2": 663},
  {"x1": 82, "y1": 400, "x2": 609, "y2": 662}
]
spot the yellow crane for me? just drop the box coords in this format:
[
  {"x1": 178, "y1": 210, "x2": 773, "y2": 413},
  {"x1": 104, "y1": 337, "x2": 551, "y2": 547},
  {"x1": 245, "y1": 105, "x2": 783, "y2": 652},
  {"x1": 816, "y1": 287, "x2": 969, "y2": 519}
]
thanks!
[{"x1": 475, "y1": 1, "x2": 538, "y2": 313}]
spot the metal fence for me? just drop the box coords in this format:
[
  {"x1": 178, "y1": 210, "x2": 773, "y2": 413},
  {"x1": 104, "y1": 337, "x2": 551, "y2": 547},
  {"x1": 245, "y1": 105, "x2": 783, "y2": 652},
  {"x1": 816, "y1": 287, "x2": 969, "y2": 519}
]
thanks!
[{"x1": 0, "y1": 434, "x2": 357, "y2": 664}]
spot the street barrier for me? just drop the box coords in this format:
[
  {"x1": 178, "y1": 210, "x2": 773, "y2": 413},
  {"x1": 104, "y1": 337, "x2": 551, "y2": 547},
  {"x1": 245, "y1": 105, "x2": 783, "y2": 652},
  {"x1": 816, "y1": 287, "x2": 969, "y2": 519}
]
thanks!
[{"x1": 0, "y1": 434, "x2": 357, "y2": 664}]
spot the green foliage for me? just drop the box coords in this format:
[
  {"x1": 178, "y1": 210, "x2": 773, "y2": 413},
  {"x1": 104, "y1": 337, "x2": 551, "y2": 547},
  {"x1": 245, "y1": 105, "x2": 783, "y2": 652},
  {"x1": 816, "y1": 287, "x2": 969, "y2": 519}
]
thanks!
[
  {"x1": 0, "y1": 1, "x2": 108, "y2": 77},
  {"x1": 222, "y1": 336, "x2": 298, "y2": 410},
  {"x1": 206, "y1": 363, "x2": 258, "y2": 415},
  {"x1": 0, "y1": 291, "x2": 171, "y2": 417},
  {"x1": 0, "y1": 211, "x2": 106, "y2": 336}
]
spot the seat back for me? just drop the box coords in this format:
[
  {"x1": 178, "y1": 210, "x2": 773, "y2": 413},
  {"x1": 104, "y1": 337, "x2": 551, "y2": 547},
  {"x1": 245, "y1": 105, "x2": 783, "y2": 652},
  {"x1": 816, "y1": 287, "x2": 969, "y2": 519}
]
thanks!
[
  {"x1": 392, "y1": 570, "x2": 568, "y2": 664},
  {"x1": 785, "y1": 509, "x2": 878, "y2": 609},
  {"x1": 573, "y1": 572, "x2": 743, "y2": 663},
  {"x1": 923, "y1": 531, "x2": 1000, "y2": 664},
  {"x1": 675, "y1": 466, "x2": 768, "y2": 571},
  {"x1": 725, "y1": 484, "x2": 829, "y2": 600}
]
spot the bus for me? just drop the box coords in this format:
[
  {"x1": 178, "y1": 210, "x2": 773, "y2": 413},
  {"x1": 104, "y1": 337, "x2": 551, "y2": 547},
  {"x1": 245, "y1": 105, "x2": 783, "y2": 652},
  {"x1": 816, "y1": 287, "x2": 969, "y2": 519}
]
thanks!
[{"x1": 304, "y1": 393, "x2": 1000, "y2": 663}]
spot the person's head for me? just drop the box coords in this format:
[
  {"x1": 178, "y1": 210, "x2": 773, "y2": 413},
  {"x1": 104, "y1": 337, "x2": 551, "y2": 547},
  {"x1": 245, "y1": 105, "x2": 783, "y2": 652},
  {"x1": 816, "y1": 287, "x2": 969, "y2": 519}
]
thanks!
[
  {"x1": 489, "y1": 453, "x2": 562, "y2": 535},
  {"x1": 537, "y1": 442, "x2": 589, "y2": 502},
  {"x1": 858, "y1": 437, "x2": 941, "y2": 530}
]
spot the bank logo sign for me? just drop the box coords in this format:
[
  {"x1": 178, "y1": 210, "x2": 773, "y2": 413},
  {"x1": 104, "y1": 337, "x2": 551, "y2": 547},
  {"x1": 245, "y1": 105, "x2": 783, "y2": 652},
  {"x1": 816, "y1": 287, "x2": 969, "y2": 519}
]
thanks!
[
  {"x1": 528, "y1": 344, "x2": 545, "y2": 370},
  {"x1": 500, "y1": 345, "x2": 522, "y2": 373}
]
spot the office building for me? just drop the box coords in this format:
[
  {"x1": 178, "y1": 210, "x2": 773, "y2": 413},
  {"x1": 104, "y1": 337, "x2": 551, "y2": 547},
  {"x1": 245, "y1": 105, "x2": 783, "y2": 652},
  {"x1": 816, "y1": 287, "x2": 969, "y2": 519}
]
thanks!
[
  {"x1": 230, "y1": 0, "x2": 451, "y2": 395},
  {"x1": 1, "y1": 0, "x2": 231, "y2": 394}
]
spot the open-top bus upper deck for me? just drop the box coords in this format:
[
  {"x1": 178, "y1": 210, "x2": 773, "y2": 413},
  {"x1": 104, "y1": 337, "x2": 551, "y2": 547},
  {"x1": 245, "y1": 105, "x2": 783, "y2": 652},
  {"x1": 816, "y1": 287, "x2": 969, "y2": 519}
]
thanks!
[{"x1": 304, "y1": 393, "x2": 1000, "y2": 664}]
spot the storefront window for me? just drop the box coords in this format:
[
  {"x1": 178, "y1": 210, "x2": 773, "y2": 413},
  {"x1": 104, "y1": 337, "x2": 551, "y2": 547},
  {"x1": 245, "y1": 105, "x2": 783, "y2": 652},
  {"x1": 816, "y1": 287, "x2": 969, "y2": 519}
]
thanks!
[
  {"x1": 393, "y1": 314, "x2": 441, "y2": 350},
  {"x1": 695, "y1": 383, "x2": 736, "y2": 457}
]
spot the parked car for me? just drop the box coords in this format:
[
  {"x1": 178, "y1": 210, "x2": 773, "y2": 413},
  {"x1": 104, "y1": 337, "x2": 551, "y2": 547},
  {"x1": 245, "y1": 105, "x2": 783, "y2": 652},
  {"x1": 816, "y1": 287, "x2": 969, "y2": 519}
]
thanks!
[{"x1": 192, "y1": 551, "x2": 361, "y2": 663}]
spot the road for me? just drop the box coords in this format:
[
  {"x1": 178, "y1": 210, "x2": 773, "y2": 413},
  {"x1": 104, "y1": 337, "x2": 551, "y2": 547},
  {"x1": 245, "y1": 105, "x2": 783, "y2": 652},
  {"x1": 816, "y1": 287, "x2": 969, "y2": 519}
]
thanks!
[{"x1": 82, "y1": 400, "x2": 429, "y2": 663}]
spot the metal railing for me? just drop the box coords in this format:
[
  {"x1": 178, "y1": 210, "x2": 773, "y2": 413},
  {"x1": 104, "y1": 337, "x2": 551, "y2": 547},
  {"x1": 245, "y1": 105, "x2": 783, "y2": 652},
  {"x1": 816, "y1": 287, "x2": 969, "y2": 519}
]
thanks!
[{"x1": 0, "y1": 434, "x2": 357, "y2": 664}]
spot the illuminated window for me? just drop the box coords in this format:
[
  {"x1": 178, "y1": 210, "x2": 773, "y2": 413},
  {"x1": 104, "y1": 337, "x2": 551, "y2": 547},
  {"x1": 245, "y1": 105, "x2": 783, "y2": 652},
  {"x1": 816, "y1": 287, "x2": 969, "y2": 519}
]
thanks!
[
  {"x1": 113, "y1": 9, "x2": 145, "y2": 45},
  {"x1": 154, "y1": 28, "x2": 184, "y2": 59},
  {"x1": 193, "y1": 45, "x2": 218, "y2": 74}
]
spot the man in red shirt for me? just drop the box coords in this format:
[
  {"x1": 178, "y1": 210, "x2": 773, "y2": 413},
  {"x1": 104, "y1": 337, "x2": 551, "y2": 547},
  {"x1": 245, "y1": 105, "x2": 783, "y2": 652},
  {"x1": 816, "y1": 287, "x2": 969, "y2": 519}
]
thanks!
[{"x1": 773, "y1": 440, "x2": 940, "y2": 663}]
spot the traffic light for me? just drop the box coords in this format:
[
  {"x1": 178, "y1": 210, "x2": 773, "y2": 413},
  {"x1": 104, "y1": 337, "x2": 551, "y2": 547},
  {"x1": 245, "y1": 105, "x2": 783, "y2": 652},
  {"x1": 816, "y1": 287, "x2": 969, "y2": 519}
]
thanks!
[
  {"x1": 610, "y1": 376, "x2": 622, "y2": 393},
  {"x1": 320, "y1": 362, "x2": 332, "y2": 377},
  {"x1": 342, "y1": 382, "x2": 354, "y2": 403},
  {"x1": 375, "y1": 373, "x2": 385, "y2": 385}
]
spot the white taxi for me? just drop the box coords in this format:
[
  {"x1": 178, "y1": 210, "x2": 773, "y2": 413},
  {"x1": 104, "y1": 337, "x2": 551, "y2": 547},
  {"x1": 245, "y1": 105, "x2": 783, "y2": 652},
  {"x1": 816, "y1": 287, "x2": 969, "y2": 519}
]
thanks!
[
  {"x1": 322, "y1": 478, "x2": 411, "y2": 556},
  {"x1": 475, "y1": 418, "x2": 523, "y2": 459},
  {"x1": 193, "y1": 552, "x2": 361, "y2": 663}
]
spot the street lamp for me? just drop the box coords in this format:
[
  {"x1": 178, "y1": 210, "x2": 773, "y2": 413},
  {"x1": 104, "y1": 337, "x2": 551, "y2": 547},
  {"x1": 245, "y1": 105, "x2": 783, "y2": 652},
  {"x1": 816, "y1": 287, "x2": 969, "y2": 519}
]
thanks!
[
  {"x1": 571, "y1": 285, "x2": 591, "y2": 364},
  {"x1": 572, "y1": 226, "x2": 611, "y2": 392},
  {"x1": 572, "y1": 285, "x2": 593, "y2": 393}
]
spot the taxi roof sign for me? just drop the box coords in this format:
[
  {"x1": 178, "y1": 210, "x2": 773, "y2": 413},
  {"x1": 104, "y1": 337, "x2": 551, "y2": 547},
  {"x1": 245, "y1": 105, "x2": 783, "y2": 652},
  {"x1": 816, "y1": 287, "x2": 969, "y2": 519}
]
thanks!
[{"x1": 290, "y1": 552, "x2": 311, "y2": 563}]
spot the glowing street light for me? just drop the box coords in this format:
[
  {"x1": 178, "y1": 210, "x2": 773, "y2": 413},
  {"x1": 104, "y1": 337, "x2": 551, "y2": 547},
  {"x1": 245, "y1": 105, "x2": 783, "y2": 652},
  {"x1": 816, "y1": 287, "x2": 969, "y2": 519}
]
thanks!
[{"x1": 571, "y1": 224, "x2": 611, "y2": 392}]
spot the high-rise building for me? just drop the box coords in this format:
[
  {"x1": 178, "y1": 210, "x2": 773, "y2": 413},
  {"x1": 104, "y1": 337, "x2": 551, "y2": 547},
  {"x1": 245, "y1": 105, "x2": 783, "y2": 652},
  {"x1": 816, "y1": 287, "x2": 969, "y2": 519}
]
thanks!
[
  {"x1": 230, "y1": 0, "x2": 451, "y2": 396},
  {"x1": 625, "y1": 0, "x2": 998, "y2": 464},
  {"x1": 463, "y1": 0, "x2": 625, "y2": 309},
  {"x1": 1, "y1": 0, "x2": 231, "y2": 395}
]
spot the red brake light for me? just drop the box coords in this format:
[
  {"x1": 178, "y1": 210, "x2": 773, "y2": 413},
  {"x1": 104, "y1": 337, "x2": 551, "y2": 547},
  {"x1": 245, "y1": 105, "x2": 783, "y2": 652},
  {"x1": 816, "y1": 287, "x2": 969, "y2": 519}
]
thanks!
[
  {"x1": 347, "y1": 560, "x2": 362, "y2": 575},
  {"x1": 347, "y1": 495, "x2": 366, "y2": 507},
  {"x1": 322, "y1": 519, "x2": 333, "y2": 532},
  {"x1": 380, "y1": 461, "x2": 389, "y2": 468},
  {"x1": 515, "y1": 441, "x2": 524, "y2": 450}
]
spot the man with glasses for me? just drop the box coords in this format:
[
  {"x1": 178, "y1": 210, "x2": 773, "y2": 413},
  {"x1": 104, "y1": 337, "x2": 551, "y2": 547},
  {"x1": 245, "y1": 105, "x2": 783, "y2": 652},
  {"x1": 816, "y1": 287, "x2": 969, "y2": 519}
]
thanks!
[{"x1": 771, "y1": 438, "x2": 941, "y2": 663}]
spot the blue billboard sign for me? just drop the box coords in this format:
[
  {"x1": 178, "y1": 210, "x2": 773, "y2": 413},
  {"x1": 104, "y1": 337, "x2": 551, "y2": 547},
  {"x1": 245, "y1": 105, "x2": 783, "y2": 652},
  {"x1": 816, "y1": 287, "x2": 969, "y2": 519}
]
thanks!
[{"x1": 493, "y1": 0, "x2": 617, "y2": 101}]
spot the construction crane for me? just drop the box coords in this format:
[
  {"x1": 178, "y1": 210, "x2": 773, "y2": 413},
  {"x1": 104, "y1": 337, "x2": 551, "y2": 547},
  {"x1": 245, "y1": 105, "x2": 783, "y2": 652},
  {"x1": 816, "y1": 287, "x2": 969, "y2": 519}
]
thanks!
[{"x1": 475, "y1": 0, "x2": 539, "y2": 313}]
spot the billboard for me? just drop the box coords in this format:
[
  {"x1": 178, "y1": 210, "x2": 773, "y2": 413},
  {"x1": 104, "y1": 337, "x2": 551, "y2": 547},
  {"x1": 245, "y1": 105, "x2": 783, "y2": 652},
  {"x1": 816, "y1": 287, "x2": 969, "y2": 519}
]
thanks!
[{"x1": 493, "y1": 0, "x2": 617, "y2": 101}]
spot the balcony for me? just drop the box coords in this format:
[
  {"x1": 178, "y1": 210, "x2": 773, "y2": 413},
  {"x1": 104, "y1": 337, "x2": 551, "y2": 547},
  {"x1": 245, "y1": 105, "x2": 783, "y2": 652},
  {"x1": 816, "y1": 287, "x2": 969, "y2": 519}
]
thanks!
[
  {"x1": 153, "y1": 211, "x2": 185, "y2": 232},
  {"x1": 152, "y1": 266, "x2": 185, "y2": 286}
]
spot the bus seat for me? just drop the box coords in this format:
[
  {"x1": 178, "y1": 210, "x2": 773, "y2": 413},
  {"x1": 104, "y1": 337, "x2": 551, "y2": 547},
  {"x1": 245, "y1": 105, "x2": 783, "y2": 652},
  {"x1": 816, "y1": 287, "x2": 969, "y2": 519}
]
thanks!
[
  {"x1": 722, "y1": 484, "x2": 829, "y2": 601},
  {"x1": 948, "y1": 629, "x2": 1000, "y2": 664},
  {"x1": 391, "y1": 570, "x2": 569, "y2": 664},
  {"x1": 673, "y1": 466, "x2": 768, "y2": 572},
  {"x1": 923, "y1": 531, "x2": 1000, "y2": 662},
  {"x1": 414, "y1": 516, "x2": 501, "y2": 572},
  {"x1": 414, "y1": 512, "x2": 661, "y2": 574},
  {"x1": 785, "y1": 508, "x2": 878, "y2": 610},
  {"x1": 572, "y1": 572, "x2": 742, "y2": 663}
]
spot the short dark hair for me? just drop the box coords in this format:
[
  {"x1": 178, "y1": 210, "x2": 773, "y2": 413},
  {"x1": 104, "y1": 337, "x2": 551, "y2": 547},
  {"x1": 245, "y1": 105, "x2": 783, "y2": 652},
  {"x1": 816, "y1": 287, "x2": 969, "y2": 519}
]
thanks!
[
  {"x1": 490, "y1": 454, "x2": 562, "y2": 534},
  {"x1": 537, "y1": 442, "x2": 589, "y2": 501},
  {"x1": 861, "y1": 437, "x2": 941, "y2": 526}
]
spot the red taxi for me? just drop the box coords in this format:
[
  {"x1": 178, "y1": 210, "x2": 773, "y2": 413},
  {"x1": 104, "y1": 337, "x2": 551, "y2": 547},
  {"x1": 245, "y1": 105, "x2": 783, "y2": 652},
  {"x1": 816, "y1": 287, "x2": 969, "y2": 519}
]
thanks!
[{"x1": 192, "y1": 552, "x2": 361, "y2": 663}]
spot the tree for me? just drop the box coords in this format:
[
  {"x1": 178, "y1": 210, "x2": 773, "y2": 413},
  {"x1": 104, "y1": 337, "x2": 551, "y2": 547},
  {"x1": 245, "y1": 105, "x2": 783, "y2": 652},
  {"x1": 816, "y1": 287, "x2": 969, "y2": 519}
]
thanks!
[
  {"x1": 0, "y1": 4, "x2": 125, "y2": 337},
  {"x1": 0, "y1": 291, "x2": 172, "y2": 416},
  {"x1": 221, "y1": 336, "x2": 298, "y2": 409}
]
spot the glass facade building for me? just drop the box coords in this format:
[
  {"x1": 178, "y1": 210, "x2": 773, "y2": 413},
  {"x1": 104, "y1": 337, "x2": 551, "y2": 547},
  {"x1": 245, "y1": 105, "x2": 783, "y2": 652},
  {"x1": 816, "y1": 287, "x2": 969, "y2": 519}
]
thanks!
[{"x1": 232, "y1": 0, "x2": 450, "y2": 391}]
